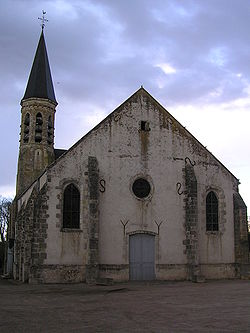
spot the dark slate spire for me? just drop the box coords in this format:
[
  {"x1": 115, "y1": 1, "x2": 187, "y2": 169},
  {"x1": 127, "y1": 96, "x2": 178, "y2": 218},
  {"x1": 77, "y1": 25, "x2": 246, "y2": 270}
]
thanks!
[{"x1": 23, "y1": 30, "x2": 57, "y2": 103}]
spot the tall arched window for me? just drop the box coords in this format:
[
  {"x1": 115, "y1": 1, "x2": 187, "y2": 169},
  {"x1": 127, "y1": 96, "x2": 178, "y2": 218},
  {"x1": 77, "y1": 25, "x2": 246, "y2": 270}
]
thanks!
[
  {"x1": 23, "y1": 113, "x2": 30, "y2": 143},
  {"x1": 63, "y1": 184, "x2": 80, "y2": 229},
  {"x1": 206, "y1": 191, "x2": 218, "y2": 231},
  {"x1": 35, "y1": 112, "x2": 43, "y2": 143}
]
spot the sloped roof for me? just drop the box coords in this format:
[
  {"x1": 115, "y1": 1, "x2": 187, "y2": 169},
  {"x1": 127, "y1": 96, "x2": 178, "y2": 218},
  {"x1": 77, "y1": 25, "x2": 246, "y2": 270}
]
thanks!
[
  {"x1": 49, "y1": 87, "x2": 239, "y2": 182},
  {"x1": 54, "y1": 148, "x2": 67, "y2": 160},
  {"x1": 22, "y1": 30, "x2": 57, "y2": 103}
]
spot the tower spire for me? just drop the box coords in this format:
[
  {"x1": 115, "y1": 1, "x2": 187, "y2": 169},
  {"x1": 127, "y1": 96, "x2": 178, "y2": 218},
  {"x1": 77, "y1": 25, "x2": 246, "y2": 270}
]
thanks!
[
  {"x1": 16, "y1": 26, "x2": 57, "y2": 196},
  {"x1": 22, "y1": 22, "x2": 56, "y2": 103}
]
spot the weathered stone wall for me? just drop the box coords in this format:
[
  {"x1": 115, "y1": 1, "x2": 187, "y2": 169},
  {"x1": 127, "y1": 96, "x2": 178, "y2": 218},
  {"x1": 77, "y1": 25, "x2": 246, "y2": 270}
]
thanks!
[
  {"x1": 30, "y1": 264, "x2": 85, "y2": 284},
  {"x1": 199, "y1": 184, "x2": 231, "y2": 269},
  {"x1": 43, "y1": 165, "x2": 89, "y2": 282},
  {"x1": 15, "y1": 180, "x2": 87, "y2": 284},
  {"x1": 200, "y1": 263, "x2": 236, "y2": 279},
  {"x1": 156, "y1": 264, "x2": 187, "y2": 280},
  {"x1": 29, "y1": 185, "x2": 49, "y2": 283},
  {"x1": 184, "y1": 163, "x2": 203, "y2": 281},
  {"x1": 86, "y1": 156, "x2": 99, "y2": 283},
  {"x1": 16, "y1": 98, "x2": 56, "y2": 196},
  {"x1": 44, "y1": 89, "x2": 241, "y2": 282},
  {"x1": 14, "y1": 184, "x2": 49, "y2": 282},
  {"x1": 234, "y1": 193, "x2": 249, "y2": 265},
  {"x1": 15, "y1": 88, "x2": 246, "y2": 283}
]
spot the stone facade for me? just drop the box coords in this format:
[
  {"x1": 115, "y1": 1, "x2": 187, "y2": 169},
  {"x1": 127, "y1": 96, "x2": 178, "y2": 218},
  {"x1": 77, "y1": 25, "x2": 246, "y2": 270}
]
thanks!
[
  {"x1": 86, "y1": 156, "x2": 99, "y2": 283},
  {"x1": 14, "y1": 184, "x2": 48, "y2": 282},
  {"x1": 233, "y1": 193, "x2": 250, "y2": 278},
  {"x1": 184, "y1": 162, "x2": 203, "y2": 282},
  {"x1": 11, "y1": 88, "x2": 249, "y2": 284},
  {"x1": 9, "y1": 28, "x2": 249, "y2": 284},
  {"x1": 16, "y1": 98, "x2": 57, "y2": 196}
]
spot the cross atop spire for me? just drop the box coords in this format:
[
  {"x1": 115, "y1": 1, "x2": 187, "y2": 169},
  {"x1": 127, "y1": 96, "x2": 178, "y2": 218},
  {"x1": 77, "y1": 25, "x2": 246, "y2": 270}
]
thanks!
[{"x1": 38, "y1": 10, "x2": 48, "y2": 30}]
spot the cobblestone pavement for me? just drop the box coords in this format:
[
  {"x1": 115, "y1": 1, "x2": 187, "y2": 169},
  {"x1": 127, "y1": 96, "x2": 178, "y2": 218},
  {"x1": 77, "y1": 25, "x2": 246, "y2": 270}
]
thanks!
[{"x1": 0, "y1": 278, "x2": 250, "y2": 332}]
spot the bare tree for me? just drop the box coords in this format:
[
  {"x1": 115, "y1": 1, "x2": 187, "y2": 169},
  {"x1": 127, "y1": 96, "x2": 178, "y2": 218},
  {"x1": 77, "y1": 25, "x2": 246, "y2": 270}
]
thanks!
[{"x1": 0, "y1": 196, "x2": 12, "y2": 242}]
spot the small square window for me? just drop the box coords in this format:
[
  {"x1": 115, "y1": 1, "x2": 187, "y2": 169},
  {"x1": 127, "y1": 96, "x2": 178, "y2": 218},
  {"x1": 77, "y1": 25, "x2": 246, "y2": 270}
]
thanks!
[{"x1": 140, "y1": 121, "x2": 150, "y2": 131}]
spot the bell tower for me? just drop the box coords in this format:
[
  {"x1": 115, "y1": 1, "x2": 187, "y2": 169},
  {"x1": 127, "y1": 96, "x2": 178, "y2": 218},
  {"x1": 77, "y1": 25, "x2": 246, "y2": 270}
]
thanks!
[{"x1": 16, "y1": 27, "x2": 57, "y2": 196}]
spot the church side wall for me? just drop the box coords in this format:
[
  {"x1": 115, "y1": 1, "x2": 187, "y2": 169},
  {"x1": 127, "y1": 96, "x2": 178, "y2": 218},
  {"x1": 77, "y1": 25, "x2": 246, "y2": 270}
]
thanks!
[
  {"x1": 233, "y1": 193, "x2": 250, "y2": 278},
  {"x1": 14, "y1": 183, "x2": 49, "y2": 283}
]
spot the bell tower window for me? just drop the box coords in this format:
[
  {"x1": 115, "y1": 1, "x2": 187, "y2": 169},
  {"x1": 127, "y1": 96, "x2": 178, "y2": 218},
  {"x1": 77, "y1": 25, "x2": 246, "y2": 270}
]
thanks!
[
  {"x1": 35, "y1": 112, "x2": 43, "y2": 143},
  {"x1": 47, "y1": 115, "x2": 53, "y2": 145},
  {"x1": 23, "y1": 113, "x2": 30, "y2": 143}
]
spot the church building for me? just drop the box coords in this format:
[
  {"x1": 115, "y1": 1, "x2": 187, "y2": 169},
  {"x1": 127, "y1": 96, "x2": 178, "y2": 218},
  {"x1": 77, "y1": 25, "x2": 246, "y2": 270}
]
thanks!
[{"x1": 8, "y1": 28, "x2": 249, "y2": 283}]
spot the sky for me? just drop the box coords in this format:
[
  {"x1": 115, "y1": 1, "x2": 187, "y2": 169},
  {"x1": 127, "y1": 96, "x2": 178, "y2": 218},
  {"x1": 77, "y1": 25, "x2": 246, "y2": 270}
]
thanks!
[{"x1": 0, "y1": 0, "x2": 249, "y2": 213}]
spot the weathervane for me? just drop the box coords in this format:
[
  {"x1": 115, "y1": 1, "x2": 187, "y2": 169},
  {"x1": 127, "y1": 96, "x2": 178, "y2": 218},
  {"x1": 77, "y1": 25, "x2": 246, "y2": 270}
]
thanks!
[{"x1": 38, "y1": 10, "x2": 48, "y2": 30}]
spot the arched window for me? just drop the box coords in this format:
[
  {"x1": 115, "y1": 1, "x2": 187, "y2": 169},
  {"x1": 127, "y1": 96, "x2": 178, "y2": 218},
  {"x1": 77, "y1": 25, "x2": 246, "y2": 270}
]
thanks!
[
  {"x1": 23, "y1": 113, "x2": 30, "y2": 143},
  {"x1": 63, "y1": 184, "x2": 80, "y2": 229},
  {"x1": 47, "y1": 115, "x2": 53, "y2": 145},
  {"x1": 35, "y1": 112, "x2": 43, "y2": 143},
  {"x1": 206, "y1": 191, "x2": 218, "y2": 231}
]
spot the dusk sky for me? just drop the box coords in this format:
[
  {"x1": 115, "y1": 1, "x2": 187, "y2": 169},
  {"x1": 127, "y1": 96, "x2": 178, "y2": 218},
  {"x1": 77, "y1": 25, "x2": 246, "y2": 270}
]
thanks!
[{"x1": 0, "y1": 0, "x2": 249, "y2": 212}]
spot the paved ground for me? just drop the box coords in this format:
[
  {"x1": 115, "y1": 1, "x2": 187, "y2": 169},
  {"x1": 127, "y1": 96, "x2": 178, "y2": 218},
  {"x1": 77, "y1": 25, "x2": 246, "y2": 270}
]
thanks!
[{"x1": 0, "y1": 279, "x2": 250, "y2": 332}]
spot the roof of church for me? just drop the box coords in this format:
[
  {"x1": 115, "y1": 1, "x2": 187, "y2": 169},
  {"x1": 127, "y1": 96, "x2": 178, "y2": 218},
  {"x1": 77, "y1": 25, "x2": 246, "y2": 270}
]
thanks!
[
  {"x1": 22, "y1": 30, "x2": 57, "y2": 103},
  {"x1": 54, "y1": 148, "x2": 67, "y2": 159}
]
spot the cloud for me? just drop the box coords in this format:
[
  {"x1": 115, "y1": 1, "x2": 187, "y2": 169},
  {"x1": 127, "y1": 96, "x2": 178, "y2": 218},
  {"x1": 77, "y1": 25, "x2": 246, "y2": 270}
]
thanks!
[
  {"x1": 155, "y1": 63, "x2": 177, "y2": 75},
  {"x1": 0, "y1": 0, "x2": 250, "y2": 208}
]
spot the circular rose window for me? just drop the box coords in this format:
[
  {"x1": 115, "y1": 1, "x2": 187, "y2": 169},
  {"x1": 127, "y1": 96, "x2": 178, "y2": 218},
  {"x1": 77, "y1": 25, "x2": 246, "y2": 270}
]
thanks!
[{"x1": 132, "y1": 178, "x2": 151, "y2": 199}]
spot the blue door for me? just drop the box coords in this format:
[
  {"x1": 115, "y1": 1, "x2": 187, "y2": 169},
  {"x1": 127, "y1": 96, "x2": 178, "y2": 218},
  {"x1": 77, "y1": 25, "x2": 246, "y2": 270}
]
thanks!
[{"x1": 129, "y1": 234, "x2": 155, "y2": 280}]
